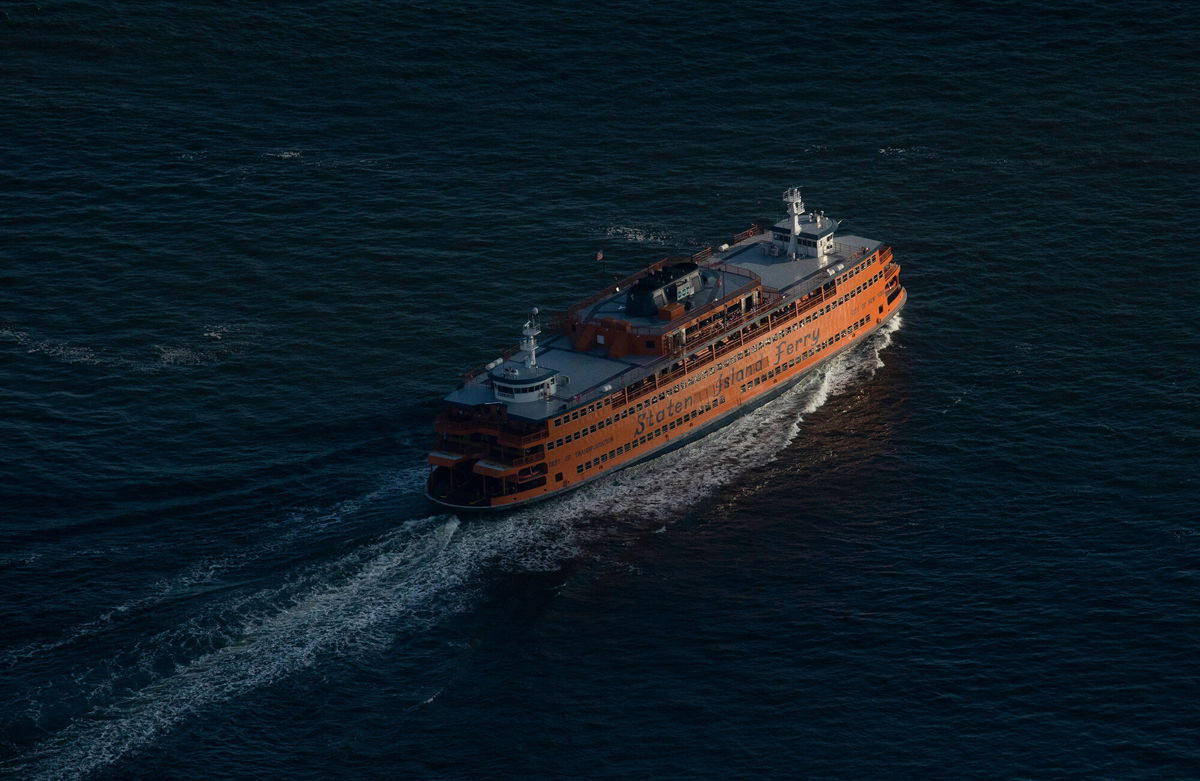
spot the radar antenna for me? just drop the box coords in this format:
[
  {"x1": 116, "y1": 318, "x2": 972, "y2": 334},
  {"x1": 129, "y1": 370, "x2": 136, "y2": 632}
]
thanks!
[
  {"x1": 521, "y1": 307, "x2": 541, "y2": 370},
  {"x1": 782, "y1": 187, "x2": 806, "y2": 259}
]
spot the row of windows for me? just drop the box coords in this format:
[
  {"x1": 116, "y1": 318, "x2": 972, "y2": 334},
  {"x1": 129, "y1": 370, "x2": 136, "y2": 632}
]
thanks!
[
  {"x1": 568, "y1": 272, "x2": 881, "y2": 468},
  {"x1": 836, "y1": 255, "x2": 876, "y2": 287},
  {"x1": 552, "y1": 400, "x2": 608, "y2": 428},
  {"x1": 553, "y1": 295, "x2": 815, "y2": 432},
  {"x1": 576, "y1": 396, "x2": 727, "y2": 474},
  {"x1": 736, "y1": 315, "x2": 873, "y2": 393},
  {"x1": 547, "y1": 373, "x2": 708, "y2": 450},
  {"x1": 548, "y1": 403, "x2": 634, "y2": 449},
  {"x1": 553, "y1": 315, "x2": 812, "y2": 444},
  {"x1": 770, "y1": 232, "x2": 824, "y2": 249},
  {"x1": 551, "y1": 260, "x2": 887, "y2": 435},
  {"x1": 550, "y1": 344, "x2": 745, "y2": 440},
  {"x1": 495, "y1": 381, "x2": 547, "y2": 396},
  {"x1": 837, "y1": 275, "x2": 878, "y2": 306},
  {"x1": 561, "y1": 288, "x2": 868, "y2": 440}
]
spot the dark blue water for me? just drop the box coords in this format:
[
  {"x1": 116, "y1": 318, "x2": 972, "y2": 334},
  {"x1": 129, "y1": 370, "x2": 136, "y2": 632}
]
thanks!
[{"x1": 3, "y1": 1, "x2": 1197, "y2": 778}]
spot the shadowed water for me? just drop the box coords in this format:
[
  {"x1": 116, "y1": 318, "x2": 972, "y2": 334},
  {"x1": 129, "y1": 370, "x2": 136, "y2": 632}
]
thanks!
[{"x1": 2, "y1": 1, "x2": 1197, "y2": 778}]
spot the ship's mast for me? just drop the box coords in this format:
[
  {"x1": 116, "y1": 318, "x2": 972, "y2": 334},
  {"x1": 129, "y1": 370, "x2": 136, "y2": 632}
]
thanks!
[
  {"x1": 783, "y1": 187, "x2": 805, "y2": 260},
  {"x1": 521, "y1": 307, "x2": 541, "y2": 370}
]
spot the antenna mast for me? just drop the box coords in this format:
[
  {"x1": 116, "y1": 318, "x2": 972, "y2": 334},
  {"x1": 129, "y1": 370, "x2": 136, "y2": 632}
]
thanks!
[
  {"x1": 521, "y1": 307, "x2": 541, "y2": 369},
  {"x1": 783, "y1": 187, "x2": 805, "y2": 260}
]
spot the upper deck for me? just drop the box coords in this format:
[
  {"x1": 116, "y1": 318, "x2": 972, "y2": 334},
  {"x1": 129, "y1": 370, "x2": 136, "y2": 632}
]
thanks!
[
  {"x1": 580, "y1": 264, "x2": 756, "y2": 333},
  {"x1": 722, "y1": 227, "x2": 880, "y2": 294},
  {"x1": 439, "y1": 193, "x2": 884, "y2": 424},
  {"x1": 568, "y1": 216, "x2": 880, "y2": 332}
]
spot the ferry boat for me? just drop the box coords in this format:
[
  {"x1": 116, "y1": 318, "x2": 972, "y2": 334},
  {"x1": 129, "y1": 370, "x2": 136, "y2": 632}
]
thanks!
[{"x1": 426, "y1": 189, "x2": 906, "y2": 511}]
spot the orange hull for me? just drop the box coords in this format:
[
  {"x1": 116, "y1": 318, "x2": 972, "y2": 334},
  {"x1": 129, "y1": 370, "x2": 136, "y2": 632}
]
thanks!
[{"x1": 427, "y1": 238, "x2": 905, "y2": 511}]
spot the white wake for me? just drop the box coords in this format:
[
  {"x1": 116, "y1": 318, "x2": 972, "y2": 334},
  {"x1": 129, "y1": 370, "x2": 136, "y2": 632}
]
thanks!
[{"x1": 12, "y1": 316, "x2": 901, "y2": 780}]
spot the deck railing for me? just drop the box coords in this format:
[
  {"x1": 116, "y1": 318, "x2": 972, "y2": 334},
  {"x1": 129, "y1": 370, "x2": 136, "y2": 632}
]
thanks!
[
  {"x1": 605, "y1": 279, "x2": 842, "y2": 410},
  {"x1": 615, "y1": 262, "x2": 764, "y2": 340},
  {"x1": 459, "y1": 310, "x2": 567, "y2": 382},
  {"x1": 564, "y1": 224, "x2": 762, "y2": 321},
  {"x1": 729, "y1": 224, "x2": 765, "y2": 245},
  {"x1": 565, "y1": 256, "x2": 685, "y2": 320},
  {"x1": 832, "y1": 241, "x2": 873, "y2": 260}
]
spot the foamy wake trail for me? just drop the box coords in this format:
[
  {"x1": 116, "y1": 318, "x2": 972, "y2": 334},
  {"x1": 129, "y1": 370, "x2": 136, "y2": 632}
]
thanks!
[
  {"x1": 14, "y1": 317, "x2": 900, "y2": 779},
  {"x1": 19, "y1": 511, "x2": 584, "y2": 781},
  {"x1": 527, "y1": 314, "x2": 902, "y2": 521},
  {"x1": 0, "y1": 467, "x2": 426, "y2": 668},
  {"x1": 0, "y1": 328, "x2": 108, "y2": 366}
]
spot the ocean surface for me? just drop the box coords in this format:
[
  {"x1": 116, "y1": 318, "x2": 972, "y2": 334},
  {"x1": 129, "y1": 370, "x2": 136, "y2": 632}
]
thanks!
[{"x1": 2, "y1": 1, "x2": 1197, "y2": 778}]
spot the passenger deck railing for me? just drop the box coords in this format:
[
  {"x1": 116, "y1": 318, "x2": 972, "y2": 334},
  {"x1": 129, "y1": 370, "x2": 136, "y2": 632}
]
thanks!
[
  {"x1": 832, "y1": 241, "x2": 874, "y2": 259},
  {"x1": 604, "y1": 280, "x2": 842, "y2": 410},
  {"x1": 564, "y1": 224, "x2": 763, "y2": 321},
  {"x1": 729, "y1": 224, "x2": 765, "y2": 245},
  {"x1": 616, "y1": 263, "x2": 764, "y2": 339},
  {"x1": 565, "y1": 256, "x2": 687, "y2": 320}
]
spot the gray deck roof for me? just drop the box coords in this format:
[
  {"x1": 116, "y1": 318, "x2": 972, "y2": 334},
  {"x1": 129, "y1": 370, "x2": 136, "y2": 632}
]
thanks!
[{"x1": 725, "y1": 233, "x2": 882, "y2": 292}]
